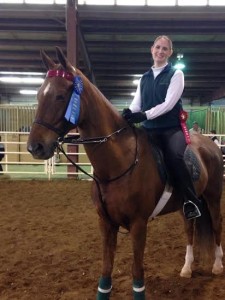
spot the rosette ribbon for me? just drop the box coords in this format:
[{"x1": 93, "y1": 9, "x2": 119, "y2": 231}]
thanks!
[
  {"x1": 65, "y1": 76, "x2": 83, "y2": 125},
  {"x1": 179, "y1": 110, "x2": 191, "y2": 144}
]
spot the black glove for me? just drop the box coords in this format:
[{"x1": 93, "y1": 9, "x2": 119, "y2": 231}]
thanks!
[
  {"x1": 122, "y1": 108, "x2": 132, "y2": 120},
  {"x1": 127, "y1": 112, "x2": 147, "y2": 124}
]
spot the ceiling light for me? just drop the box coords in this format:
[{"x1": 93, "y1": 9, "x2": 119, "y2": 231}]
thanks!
[
  {"x1": 0, "y1": 71, "x2": 45, "y2": 76},
  {"x1": 0, "y1": 0, "x2": 23, "y2": 3},
  {"x1": 19, "y1": 90, "x2": 37, "y2": 95},
  {"x1": 25, "y1": 0, "x2": 54, "y2": 4},
  {"x1": 0, "y1": 77, "x2": 44, "y2": 84},
  {"x1": 133, "y1": 79, "x2": 139, "y2": 85},
  {"x1": 174, "y1": 53, "x2": 186, "y2": 70}
]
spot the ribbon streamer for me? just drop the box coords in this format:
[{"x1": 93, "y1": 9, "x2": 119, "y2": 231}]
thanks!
[{"x1": 179, "y1": 110, "x2": 191, "y2": 144}]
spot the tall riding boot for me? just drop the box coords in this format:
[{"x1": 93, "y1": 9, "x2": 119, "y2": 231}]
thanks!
[{"x1": 173, "y1": 163, "x2": 201, "y2": 220}]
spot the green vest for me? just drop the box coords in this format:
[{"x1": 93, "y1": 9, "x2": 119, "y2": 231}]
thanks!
[{"x1": 140, "y1": 63, "x2": 182, "y2": 130}]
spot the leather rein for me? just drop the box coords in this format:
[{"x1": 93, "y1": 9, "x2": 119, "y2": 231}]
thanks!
[{"x1": 58, "y1": 126, "x2": 138, "y2": 184}]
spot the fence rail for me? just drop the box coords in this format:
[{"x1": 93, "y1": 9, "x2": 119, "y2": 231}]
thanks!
[
  {"x1": 0, "y1": 131, "x2": 224, "y2": 180},
  {"x1": 0, "y1": 132, "x2": 93, "y2": 180}
]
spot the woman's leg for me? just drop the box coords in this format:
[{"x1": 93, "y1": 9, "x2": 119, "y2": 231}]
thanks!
[{"x1": 162, "y1": 127, "x2": 201, "y2": 220}]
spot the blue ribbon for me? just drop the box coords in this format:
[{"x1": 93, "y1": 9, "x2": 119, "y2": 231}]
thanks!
[
  {"x1": 64, "y1": 76, "x2": 83, "y2": 124},
  {"x1": 74, "y1": 76, "x2": 83, "y2": 95}
]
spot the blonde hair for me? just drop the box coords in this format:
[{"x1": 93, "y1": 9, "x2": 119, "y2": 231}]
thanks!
[{"x1": 153, "y1": 35, "x2": 173, "y2": 50}]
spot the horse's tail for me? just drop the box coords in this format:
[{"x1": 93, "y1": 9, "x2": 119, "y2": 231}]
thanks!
[{"x1": 194, "y1": 198, "x2": 215, "y2": 262}]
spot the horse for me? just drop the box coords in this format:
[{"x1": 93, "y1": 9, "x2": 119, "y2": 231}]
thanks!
[{"x1": 27, "y1": 47, "x2": 224, "y2": 300}]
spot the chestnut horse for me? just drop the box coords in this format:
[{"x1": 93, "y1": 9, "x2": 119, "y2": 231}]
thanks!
[{"x1": 27, "y1": 47, "x2": 224, "y2": 300}]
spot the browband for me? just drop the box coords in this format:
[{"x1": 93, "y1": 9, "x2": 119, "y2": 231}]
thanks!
[{"x1": 47, "y1": 70, "x2": 74, "y2": 82}]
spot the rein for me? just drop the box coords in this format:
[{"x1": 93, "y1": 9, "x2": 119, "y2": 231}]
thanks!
[
  {"x1": 58, "y1": 126, "x2": 138, "y2": 184},
  {"x1": 59, "y1": 127, "x2": 126, "y2": 144},
  {"x1": 57, "y1": 126, "x2": 138, "y2": 233}
]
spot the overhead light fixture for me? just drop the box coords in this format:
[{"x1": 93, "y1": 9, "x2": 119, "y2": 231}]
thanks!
[
  {"x1": 174, "y1": 53, "x2": 186, "y2": 70},
  {"x1": 0, "y1": 71, "x2": 45, "y2": 76},
  {"x1": 133, "y1": 79, "x2": 139, "y2": 85},
  {"x1": 25, "y1": 0, "x2": 54, "y2": 4},
  {"x1": 0, "y1": 77, "x2": 44, "y2": 84},
  {"x1": 0, "y1": 0, "x2": 23, "y2": 3},
  {"x1": 19, "y1": 90, "x2": 37, "y2": 95}
]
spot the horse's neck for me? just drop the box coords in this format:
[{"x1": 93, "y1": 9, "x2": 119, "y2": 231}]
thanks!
[
  {"x1": 78, "y1": 84, "x2": 135, "y2": 180},
  {"x1": 82, "y1": 130, "x2": 136, "y2": 181},
  {"x1": 79, "y1": 81, "x2": 121, "y2": 137}
]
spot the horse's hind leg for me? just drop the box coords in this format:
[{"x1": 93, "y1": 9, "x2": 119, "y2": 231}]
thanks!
[
  {"x1": 130, "y1": 219, "x2": 147, "y2": 300},
  {"x1": 96, "y1": 218, "x2": 118, "y2": 300},
  {"x1": 206, "y1": 196, "x2": 224, "y2": 275},
  {"x1": 212, "y1": 244, "x2": 223, "y2": 275},
  {"x1": 180, "y1": 218, "x2": 195, "y2": 278}
]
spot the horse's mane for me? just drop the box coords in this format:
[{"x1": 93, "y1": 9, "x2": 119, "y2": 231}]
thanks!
[{"x1": 74, "y1": 68, "x2": 122, "y2": 125}]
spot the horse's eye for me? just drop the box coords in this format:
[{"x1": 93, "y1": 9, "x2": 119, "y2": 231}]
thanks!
[{"x1": 56, "y1": 95, "x2": 65, "y2": 101}]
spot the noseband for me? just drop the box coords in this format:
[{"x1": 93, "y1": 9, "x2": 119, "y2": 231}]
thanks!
[{"x1": 33, "y1": 119, "x2": 66, "y2": 137}]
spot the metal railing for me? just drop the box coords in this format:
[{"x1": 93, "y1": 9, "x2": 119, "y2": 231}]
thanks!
[
  {"x1": 0, "y1": 131, "x2": 224, "y2": 180},
  {"x1": 0, "y1": 132, "x2": 93, "y2": 180}
]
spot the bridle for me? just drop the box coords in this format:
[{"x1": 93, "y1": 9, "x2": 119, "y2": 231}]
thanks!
[
  {"x1": 32, "y1": 68, "x2": 139, "y2": 228},
  {"x1": 33, "y1": 119, "x2": 67, "y2": 137},
  {"x1": 33, "y1": 70, "x2": 75, "y2": 137}
]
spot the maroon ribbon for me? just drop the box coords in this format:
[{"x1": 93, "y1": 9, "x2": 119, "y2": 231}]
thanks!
[
  {"x1": 179, "y1": 110, "x2": 191, "y2": 144},
  {"x1": 47, "y1": 70, "x2": 74, "y2": 82}
]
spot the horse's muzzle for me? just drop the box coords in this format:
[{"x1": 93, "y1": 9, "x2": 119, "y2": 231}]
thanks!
[{"x1": 27, "y1": 141, "x2": 56, "y2": 160}]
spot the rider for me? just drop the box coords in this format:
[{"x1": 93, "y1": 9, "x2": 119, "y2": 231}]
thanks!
[{"x1": 122, "y1": 35, "x2": 201, "y2": 220}]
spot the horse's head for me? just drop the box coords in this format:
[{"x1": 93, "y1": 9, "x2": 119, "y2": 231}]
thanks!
[{"x1": 27, "y1": 47, "x2": 82, "y2": 160}]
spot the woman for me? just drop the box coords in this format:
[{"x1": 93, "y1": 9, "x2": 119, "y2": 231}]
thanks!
[{"x1": 122, "y1": 35, "x2": 201, "y2": 220}]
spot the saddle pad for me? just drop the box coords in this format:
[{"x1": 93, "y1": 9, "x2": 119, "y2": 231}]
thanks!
[{"x1": 184, "y1": 147, "x2": 201, "y2": 181}]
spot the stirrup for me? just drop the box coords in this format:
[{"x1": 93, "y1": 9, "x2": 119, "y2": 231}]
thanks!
[{"x1": 183, "y1": 200, "x2": 201, "y2": 220}]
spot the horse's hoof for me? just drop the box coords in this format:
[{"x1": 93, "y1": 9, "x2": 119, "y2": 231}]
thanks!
[
  {"x1": 180, "y1": 268, "x2": 192, "y2": 278},
  {"x1": 212, "y1": 265, "x2": 223, "y2": 275}
]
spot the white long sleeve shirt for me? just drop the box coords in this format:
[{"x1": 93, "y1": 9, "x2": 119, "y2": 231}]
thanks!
[{"x1": 129, "y1": 64, "x2": 184, "y2": 120}]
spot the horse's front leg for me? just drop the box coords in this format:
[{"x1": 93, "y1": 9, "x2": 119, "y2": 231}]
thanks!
[
  {"x1": 97, "y1": 217, "x2": 118, "y2": 300},
  {"x1": 130, "y1": 219, "x2": 147, "y2": 300},
  {"x1": 180, "y1": 218, "x2": 194, "y2": 278}
]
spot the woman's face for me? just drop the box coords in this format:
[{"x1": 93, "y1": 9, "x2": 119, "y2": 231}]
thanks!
[{"x1": 151, "y1": 38, "x2": 173, "y2": 67}]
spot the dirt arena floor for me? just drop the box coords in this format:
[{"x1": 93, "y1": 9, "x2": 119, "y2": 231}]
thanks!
[{"x1": 0, "y1": 179, "x2": 225, "y2": 300}]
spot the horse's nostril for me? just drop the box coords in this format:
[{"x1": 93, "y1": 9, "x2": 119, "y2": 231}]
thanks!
[
  {"x1": 27, "y1": 143, "x2": 43, "y2": 155},
  {"x1": 27, "y1": 144, "x2": 33, "y2": 154}
]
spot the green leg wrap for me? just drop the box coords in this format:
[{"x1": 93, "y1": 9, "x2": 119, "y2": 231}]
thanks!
[
  {"x1": 96, "y1": 276, "x2": 112, "y2": 300},
  {"x1": 133, "y1": 279, "x2": 145, "y2": 300}
]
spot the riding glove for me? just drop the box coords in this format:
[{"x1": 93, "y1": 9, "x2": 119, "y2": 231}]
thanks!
[
  {"x1": 122, "y1": 109, "x2": 147, "y2": 124},
  {"x1": 122, "y1": 108, "x2": 132, "y2": 119},
  {"x1": 127, "y1": 112, "x2": 147, "y2": 124}
]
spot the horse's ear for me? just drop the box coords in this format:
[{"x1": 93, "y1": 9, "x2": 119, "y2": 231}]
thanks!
[
  {"x1": 40, "y1": 49, "x2": 56, "y2": 70},
  {"x1": 55, "y1": 47, "x2": 72, "y2": 71}
]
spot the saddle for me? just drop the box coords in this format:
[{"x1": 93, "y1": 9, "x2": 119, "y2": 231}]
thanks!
[{"x1": 151, "y1": 144, "x2": 201, "y2": 185}]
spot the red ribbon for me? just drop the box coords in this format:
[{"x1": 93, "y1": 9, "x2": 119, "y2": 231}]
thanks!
[
  {"x1": 179, "y1": 110, "x2": 191, "y2": 144},
  {"x1": 47, "y1": 70, "x2": 74, "y2": 82}
]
